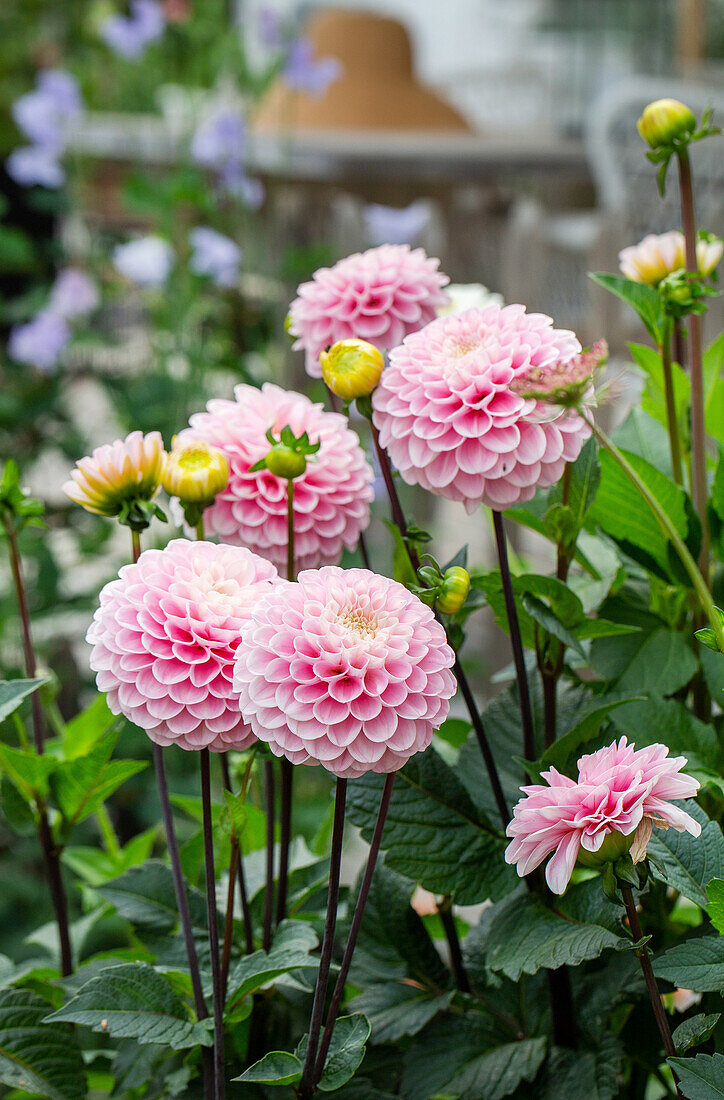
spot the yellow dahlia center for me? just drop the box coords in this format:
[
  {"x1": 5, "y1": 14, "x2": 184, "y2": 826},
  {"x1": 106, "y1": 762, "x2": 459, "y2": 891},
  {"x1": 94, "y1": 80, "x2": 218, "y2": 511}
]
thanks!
[
  {"x1": 177, "y1": 446, "x2": 215, "y2": 472},
  {"x1": 338, "y1": 607, "x2": 378, "y2": 639}
]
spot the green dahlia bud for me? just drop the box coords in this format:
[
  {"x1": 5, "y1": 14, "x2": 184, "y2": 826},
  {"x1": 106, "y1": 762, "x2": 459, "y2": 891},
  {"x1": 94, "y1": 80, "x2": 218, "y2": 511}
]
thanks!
[
  {"x1": 435, "y1": 566, "x2": 471, "y2": 615},
  {"x1": 265, "y1": 444, "x2": 307, "y2": 480},
  {"x1": 319, "y1": 338, "x2": 385, "y2": 401},
  {"x1": 637, "y1": 98, "x2": 696, "y2": 149},
  {"x1": 163, "y1": 441, "x2": 229, "y2": 505}
]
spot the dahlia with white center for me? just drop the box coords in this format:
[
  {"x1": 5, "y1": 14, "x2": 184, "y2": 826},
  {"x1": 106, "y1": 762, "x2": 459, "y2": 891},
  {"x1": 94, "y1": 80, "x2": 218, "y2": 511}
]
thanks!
[
  {"x1": 176, "y1": 383, "x2": 374, "y2": 573},
  {"x1": 372, "y1": 304, "x2": 591, "y2": 513},
  {"x1": 288, "y1": 244, "x2": 450, "y2": 378},
  {"x1": 233, "y1": 567, "x2": 456, "y2": 779},
  {"x1": 88, "y1": 539, "x2": 278, "y2": 751}
]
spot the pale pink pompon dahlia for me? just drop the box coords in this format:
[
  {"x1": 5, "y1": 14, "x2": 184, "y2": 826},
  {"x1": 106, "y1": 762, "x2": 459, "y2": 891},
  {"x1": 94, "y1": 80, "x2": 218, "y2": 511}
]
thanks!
[
  {"x1": 288, "y1": 244, "x2": 450, "y2": 378},
  {"x1": 505, "y1": 737, "x2": 701, "y2": 894},
  {"x1": 372, "y1": 304, "x2": 592, "y2": 512},
  {"x1": 233, "y1": 566, "x2": 457, "y2": 779},
  {"x1": 176, "y1": 384, "x2": 373, "y2": 574},
  {"x1": 88, "y1": 539, "x2": 278, "y2": 751}
]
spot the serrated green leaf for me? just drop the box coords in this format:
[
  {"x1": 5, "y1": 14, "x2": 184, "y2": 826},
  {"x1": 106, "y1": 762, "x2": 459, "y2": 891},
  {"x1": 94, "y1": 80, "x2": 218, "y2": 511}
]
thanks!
[
  {"x1": 51, "y1": 732, "x2": 147, "y2": 831},
  {"x1": 673, "y1": 1013, "x2": 721, "y2": 1055},
  {"x1": 225, "y1": 920, "x2": 318, "y2": 1005},
  {"x1": 0, "y1": 988, "x2": 86, "y2": 1100},
  {"x1": 471, "y1": 572, "x2": 584, "y2": 650},
  {"x1": 402, "y1": 1015, "x2": 546, "y2": 1100},
  {"x1": 616, "y1": 628, "x2": 698, "y2": 696},
  {"x1": 435, "y1": 718, "x2": 472, "y2": 749},
  {"x1": 485, "y1": 881, "x2": 625, "y2": 981},
  {"x1": 706, "y1": 878, "x2": 724, "y2": 934},
  {"x1": 233, "y1": 1050, "x2": 303, "y2": 1086},
  {"x1": 648, "y1": 803, "x2": 724, "y2": 907},
  {"x1": 612, "y1": 698, "x2": 718, "y2": 771},
  {"x1": 46, "y1": 963, "x2": 212, "y2": 1049},
  {"x1": 61, "y1": 829, "x2": 156, "y2": 887},
  {"x1": 0, "y1": 678, "x2": 49, "y2": 725},
  {"x1": 311, "y1": 1014, "x2": 371, "y2": 1092},
  {"x1": 350, "y1": 983, "x2": 454, "y2": 1045},
  {"x1": 549, "y1": 436, "x2": 601, "y2": 531},
  {"x1": 0, "y1": 743, "x2": 57, "y2": 800},
  {"x1": 345, "y1": 750, "x2": 514, "y2": 905},
  {"x1": 99, "y1": 860, "x2": 207, "y2": 934},
  {"x1": 589, "y1": 273, "x2": 663, "y2": 341},
  {"x1": 537, "y1": 1035, "x2": 623, "y2": 1100},
  {"x1": 61, "y1": 696, "x2": 120, "y2": 758},
  {"x1": 521, "y1": 593, "x2": 585, "y2": 657},
  {"x1": 0, "y1": 775, "x2": 37, "y2": 835},
  {"x1": 538, "y1": 693, "x2": 643, "y2": 773},
  {"x1": 653, "y1": 936, "x2": 724, "y2": 993},
  {"x1": 669, "y1": 1053, "x2": 724, "y2": 1098}
]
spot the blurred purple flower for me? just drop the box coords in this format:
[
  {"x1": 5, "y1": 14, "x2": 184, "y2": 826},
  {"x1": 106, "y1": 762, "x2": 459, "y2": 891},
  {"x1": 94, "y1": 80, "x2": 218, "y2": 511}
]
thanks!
[
  {"x1": 190, "y1": 107, "x2": 246, "y2": 168},
  {"x1": 36, "y1": 70, "x2": 83, "y2": 115},
  {"x1": 49, "y1": 268, "x2": 100, "y2": 318},
  {"x1": 8, "y1": 311, "x2": 70, "y2": 373},
  {"x1": 283, "y1": 37, "x2": 342, "y2": 97},
  {"x1": 101, "y1": 0, "x2": 165, "y2": 60},
  {"x1": 364, "y1": 201, "x2": 431, "y2": 247},
  {"x1": 189, "y1": 227, "x2": 242, "y2": 287},
  {"x1": 11, "y1": 69, "x2": 81, "y2": 147},
  {"x1": 218, "y1": 161, "x2": 265, "y2": 209},
  {"x1": 6, "y1": 145, "x2": 64, "y2": 188},
  {"x1": 113, "y1": 236, "x2": 174, "y2": 287},
  {"x1": 258, "y1": 6, "x2": 283, "y2": 48}
]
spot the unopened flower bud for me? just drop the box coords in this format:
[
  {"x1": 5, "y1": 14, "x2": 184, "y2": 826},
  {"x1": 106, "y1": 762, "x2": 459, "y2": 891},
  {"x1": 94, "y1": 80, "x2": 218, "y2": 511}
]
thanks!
[
  {"x1": 163, "y1": 441, "x2": 229, "y2": 505},
  {"x1": 697, "y1": 234, "x2": 724, "y2": 278},
  {"x1": 63, "y1": 431, "x2": 167, "y2": 520},
  {"x1": 435, "y1": 566, "x2": 471, "y2": 615},
  {"x1": 319, "y1": 339, "x2": 385, "y2": 401},
  {"x1": 265, "y1": 445, "x2": 307, "y2": 480},
  {"x1": 637, "y1": 98, "x2": 696, "y2": 149}
]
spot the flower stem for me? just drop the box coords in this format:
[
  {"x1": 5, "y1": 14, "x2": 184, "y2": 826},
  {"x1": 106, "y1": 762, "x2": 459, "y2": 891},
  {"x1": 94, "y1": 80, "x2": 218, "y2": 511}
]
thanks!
[
  {"x1": 491, "y1": 510, "x2": 536, "y2": 761},
  {"x1": 661, "y1": 323, "x2": 683, "y2": 486},
  {"x1": 586, "y1": 416, "x2": 724, "y2": 652},
  {"x1": 621, "y1": 886, "x2": 683, "y2": 1097},
  {"x1": 677, "y1": 147, "x2": 709, "y2": 577},
  {"x1": 438, "y1": 895, "x2": 470, "y2": 992},
  {"x1": 262, "y1": 760, "x2": 275, "y2": 952},
  {"x1": 196, "y1": 517, "x2": 205, "y2": 541},
  {"x1": 220, "y1": 753, "x2": 253, "y2": 957},
  {"x1": 312, "y1": 772, "x2": 394, "y2": 1088},
  {"x1": 556, "y1": 462, "x2": 572, "y2": 581},
  {"x1": 275, "y1": 482, "x2": 297, "y2": 929},
  {"x1": 201, "y1": 749, "x2": 225, "y2": 1100},
  {"x1": 300, "y1": 778, "x2": 348, "y2": 1100},
  {"x1": 3, "y1": 518, "x2": 72, "y2": 977},
  {"x1": 131, "y1": 528, "x2": 141, "y2": 562},
  {"x1": 325, "y1": 387, "x2": 371, "y2": 568},
  {"x1": 371, "y1": 423, "x2": 410, "y2": 543}
]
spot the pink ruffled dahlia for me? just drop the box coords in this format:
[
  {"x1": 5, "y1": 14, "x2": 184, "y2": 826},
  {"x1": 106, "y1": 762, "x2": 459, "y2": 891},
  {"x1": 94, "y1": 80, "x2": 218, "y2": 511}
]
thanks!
[
  {"x1": 233, "y1": 566, "x2": 456, "y2": 779},
  {"x1": 176, "y1": 384, "x2": 373, "y2": 573},
  {"x1": 505, "y1": 737, "x2": 700, "y2": 894},
  {"x1": 372, "y1": 304, "x2": 591, "y2": 512},
  {"x1": 288, "y1": 244, "x2": 450, "y2": 378},
  {"x1": 88, "y1": 538, "x2": 278, "y2": 751}
]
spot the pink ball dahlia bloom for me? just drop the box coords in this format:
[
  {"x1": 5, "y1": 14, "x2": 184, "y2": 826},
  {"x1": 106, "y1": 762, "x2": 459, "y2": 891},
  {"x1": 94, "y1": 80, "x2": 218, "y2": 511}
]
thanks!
[
  {"x1": 88, "y1": 538, "x2": 278, "y2": 751},
  {"x1": 233, "y1": 566, "x2": 456, "y2": 779},
  {"x1": 505, "y1": 737, "x2": 701, "y2": 894},
  {"x1": 176, "y1": 383, "x2": 374, "y2": 574},
  {"x1": 288, "y1": 244, "x2": 450, "y2": 377},
  {"x1": 372, "y1": 304, "x2": 591, "y2": 512}
]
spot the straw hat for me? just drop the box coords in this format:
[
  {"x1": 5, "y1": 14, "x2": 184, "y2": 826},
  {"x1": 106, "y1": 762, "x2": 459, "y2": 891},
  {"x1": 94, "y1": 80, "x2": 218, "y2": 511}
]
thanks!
[{"x1": 253, "y1": 7, "x2": 471, "y2": 133}]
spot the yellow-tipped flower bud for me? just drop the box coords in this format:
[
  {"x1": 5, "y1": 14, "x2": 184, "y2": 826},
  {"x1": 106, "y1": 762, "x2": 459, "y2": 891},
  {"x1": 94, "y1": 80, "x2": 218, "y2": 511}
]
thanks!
[
  {"x1": 163, "y1": 441, "x2": 229, "y2": 505},
  {"x1": 320, "y1": 339, "x2": 385, "y2": 401},
  {"x1": 63, "y1": 431, "x2": 167, "y2": 518},
  {"x1": 435, "y1": 566, "x2": 471, "y2": 615},
  {"x1": 637, "y1": 98, "x2": 696, "y2": 149}
]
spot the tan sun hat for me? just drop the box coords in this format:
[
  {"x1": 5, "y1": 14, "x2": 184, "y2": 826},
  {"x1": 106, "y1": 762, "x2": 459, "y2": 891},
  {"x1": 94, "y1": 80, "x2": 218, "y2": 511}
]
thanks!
[{"x1": 253, "y1": 7, "x2": 472, "y2": 133}]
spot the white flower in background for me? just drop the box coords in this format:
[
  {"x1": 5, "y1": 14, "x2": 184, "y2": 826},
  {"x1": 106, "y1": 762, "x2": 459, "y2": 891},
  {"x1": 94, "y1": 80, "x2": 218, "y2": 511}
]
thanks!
[
  {"x1": 437, "y1": 283, "x2": 504, "y2": 316},
  {"x1": 363, "y1": 201, "x2": 430, "y2": 246},
  {"x1": 113, "y1": 236, "x2": 174, "y2": 287},
  {"x1": 189, "y1": 227, "x2": 241, "y2": 287}
]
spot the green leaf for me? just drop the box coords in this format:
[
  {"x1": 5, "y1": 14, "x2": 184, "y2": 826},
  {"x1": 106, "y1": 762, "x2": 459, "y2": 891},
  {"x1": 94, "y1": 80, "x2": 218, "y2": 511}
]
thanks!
[
  {"x1": 669, "y1": 1053, "x2": 724, "y2": 1098},
  {"x1": 61, "y1": 696, "x2": 120, "y2": 758},
  {"x1": 350, "y1": 983, "x2": 453, "y2": 1045},
  {"x1": 521, "y1": 593, "x2": 585, "y2": 658},
  {"x1": 612, "y1": 698, "x2": 718, "y2": 771},
  {"x1": 46, "y1": 963, "x2": 212, "y2": 1050},
  {"x1": 706, "y1": 878, "x2": 724, "y2": 934},
  {"x1": 548, "y1": 436, "x2": 601, "y2": 532},
  {"x1": 99, "y1": 860, "x2": 207, "y2": 934},
  {"x1": 345, "y1": 749, "x2": 514, "y2": 905},
  {"x1": 0, "y1": 678, "x2": 49, "y2": 725},
  {"x1": 435, "y1": 718, "x2": 472, "y2": 750},
  {"x1": 538, "y1": 693, "x2": 643, "y2": 773},
  {"x1": 589, "y1": 273, "x2": 664, "y2": 341},
  {"x1": 629, "y1": 342, "x2": 690, "y2": 441},
  {"x1": 648, "y1": 803, "x2": 724, "y2": 907},
  {"x1": 588, "y1": 447, "x2": 697, "y2": 583},
  {"x1": 0, "y1": 988, "x2": 86, "y2": 1100},
  {"x1": 0, "y1": 743, "x2": 57, "y2": 800},
  {"x1": 485, "y1": 881, "x2": 625, "y2": 981},
  {"x1": 233, "y1": 1050, "x2": 303, "y2": 1086},
  {"x1": 50, "y1": 732, "x2": 147, "y2": 831},
  {"x1": 62, "y1": 830, "x2": 156, "y2": 887},
  {"x1": 314, "y1": 1014, "x2": 371, "y2": 1092},
  {"x1": 537, "y1": 1035, "x2": 623, "y2": 1100},
  {"x1": 402, "y1": 1015, "x2": 546, "y2": 1100},
  {"x1": 616, "y1": 628, "x2": 698, "y2": 696},
  {"x1": 654, "y1": 936, "x2": 724, "y2": 993},
  {"x1": 471, "y1": 572, "x2": 584, "y2": 650},
  {"x1": 673, "y1": 1013, "x2": 721, "y2": 1055},
  {"x1": 225, "y1": 920, "x2": 318, "y2": 1005}
]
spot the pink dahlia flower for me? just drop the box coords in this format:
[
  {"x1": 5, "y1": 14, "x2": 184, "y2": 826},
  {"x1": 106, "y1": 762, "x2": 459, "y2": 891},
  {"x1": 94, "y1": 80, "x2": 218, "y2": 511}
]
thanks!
[
  {"x1": 88, "y1": 538, "x2": 278, "y2": 751},
  {"x1": 233, "y1": 566, "x2": 456, "y2": 779},
  {"x1": 372, "y1": 304, "x2": 591, "y2": 512},
  {"x1": 177, "y1": 383, "x2": 373, "y2": 574},
  {"x1": 288, "y1": 244, "x2": 450, "y2": 378},
  {"x1": 505, "y1": 737, "x2": 700, "y2": 894}
]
